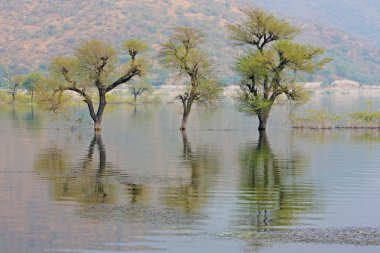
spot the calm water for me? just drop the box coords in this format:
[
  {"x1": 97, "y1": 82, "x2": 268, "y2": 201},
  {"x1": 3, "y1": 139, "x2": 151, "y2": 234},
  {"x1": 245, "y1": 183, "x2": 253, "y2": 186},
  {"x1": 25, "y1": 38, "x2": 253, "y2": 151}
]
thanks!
[{"x1": 1, "y1": 94, "x2": 380, "y2": 252}]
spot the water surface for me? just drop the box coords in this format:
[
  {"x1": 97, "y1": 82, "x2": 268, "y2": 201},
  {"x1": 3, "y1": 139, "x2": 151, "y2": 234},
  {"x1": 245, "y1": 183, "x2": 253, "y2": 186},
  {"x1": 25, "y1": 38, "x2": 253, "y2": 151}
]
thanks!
[{"x1": 1, "y1": 97, "x2": 380, "y2": 252}]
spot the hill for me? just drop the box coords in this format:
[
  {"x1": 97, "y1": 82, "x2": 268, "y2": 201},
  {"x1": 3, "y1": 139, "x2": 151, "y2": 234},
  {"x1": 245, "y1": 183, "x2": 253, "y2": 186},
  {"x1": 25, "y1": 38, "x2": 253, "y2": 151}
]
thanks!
[{"x1": 0, "y1": 0, "x2": 380, "y2": 85}]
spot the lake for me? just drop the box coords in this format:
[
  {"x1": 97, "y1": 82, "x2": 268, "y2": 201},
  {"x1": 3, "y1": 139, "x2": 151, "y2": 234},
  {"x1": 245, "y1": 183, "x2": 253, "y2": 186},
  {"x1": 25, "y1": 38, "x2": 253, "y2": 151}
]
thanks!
[{"x1": 1, "y1": 93, "x2": 380, "y2": 252}]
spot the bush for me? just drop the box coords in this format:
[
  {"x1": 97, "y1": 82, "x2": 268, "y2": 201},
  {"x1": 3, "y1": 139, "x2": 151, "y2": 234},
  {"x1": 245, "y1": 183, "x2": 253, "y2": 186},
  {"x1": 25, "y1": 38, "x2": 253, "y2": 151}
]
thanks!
[{"x1": 290, "y1": 109, "x2": 341, "y2": 129}]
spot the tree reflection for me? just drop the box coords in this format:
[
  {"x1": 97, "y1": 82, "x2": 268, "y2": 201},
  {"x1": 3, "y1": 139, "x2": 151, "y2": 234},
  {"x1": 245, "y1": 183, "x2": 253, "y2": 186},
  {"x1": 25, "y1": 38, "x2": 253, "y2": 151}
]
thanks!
[
  {"x1": 3, "y1": 105, "x2": 43, "y2": 129},
  {"x1": 238, "y1": 131, "x2": 316, "y2": 229},
  {"x1": 34, "y1": 134, "x2": 119, "y2": 204},
  {"x1": 160, "y1": 131, "x2": 220, "y2": 213}
]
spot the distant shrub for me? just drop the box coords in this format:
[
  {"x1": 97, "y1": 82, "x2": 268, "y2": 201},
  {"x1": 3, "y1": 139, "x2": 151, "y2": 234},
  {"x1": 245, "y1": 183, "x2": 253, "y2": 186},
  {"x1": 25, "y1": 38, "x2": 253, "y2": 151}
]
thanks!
[
  {"x1": 290, "y1": 109, "x2": 341, "y2": 129},
  {"x1": 291, "y1": 100, "x2": 380, "y2": 129}
]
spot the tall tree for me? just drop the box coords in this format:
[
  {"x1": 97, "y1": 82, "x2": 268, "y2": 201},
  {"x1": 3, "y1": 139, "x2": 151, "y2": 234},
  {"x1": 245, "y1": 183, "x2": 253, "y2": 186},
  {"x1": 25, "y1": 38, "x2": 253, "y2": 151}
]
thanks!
[
  {"x1": 228, "y1": 7, "x2": 330, "y2": 131},
  {"x1": 160, "y1": 27, "x2": 222, "y2": 130},
  {"x1": 38, "y1": 39, "x2": 148, "y2": 131}
]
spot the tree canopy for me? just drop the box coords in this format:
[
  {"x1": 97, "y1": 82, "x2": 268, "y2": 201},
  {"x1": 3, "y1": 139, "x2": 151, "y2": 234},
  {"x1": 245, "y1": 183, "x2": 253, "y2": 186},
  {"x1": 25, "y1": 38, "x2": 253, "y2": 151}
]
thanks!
[
  {"x1": 160, "y1": 27, "x2": 222, "y2": 130},
  {"x1": 37, "y1": 39, "x2": 148, "y2": 130},
  {"x1": 229, "y1": 7, "x2": 330, "y2": 130}
]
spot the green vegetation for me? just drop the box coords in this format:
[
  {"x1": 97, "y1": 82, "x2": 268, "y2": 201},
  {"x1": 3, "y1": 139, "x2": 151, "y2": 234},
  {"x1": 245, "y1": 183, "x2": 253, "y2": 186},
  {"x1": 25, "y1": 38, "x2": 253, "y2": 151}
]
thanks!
[
  {"x1": 160, "y1": 27, "x2": 222, "y2": 130},
  {"x1": 291, "y1": 101, "x2": 380, "y2": 129},
  {"x1": 22, "y1": 72, "x2": 44, "y2": 102},
  {"x1": 349, "y1": 105, "x2": 380, "y2": 128},
  {"x1": 290, "y1": 109, "x2": 341, "y2": 129},
  {"x1": 238, "y1": 131, "x2": 314, "y2": 228},
  {"x1": 229, "y1": 7, "x2": 329, "y2": 131},
  {"x1": 2, "y1": 3, "x2": 380, "y2": 133},
  {"x1": 0, "y1": 63, "x2": 31, "y2": 104},
  {"x1": 36, "y1": 39, "x2": 148, "y2": 131}
]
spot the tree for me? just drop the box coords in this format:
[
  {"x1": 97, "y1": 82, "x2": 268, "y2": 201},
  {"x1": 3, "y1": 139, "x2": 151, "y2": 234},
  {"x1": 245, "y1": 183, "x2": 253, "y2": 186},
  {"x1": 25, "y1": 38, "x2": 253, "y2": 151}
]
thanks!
[
  {"x1": 9, "y1": 75, "x2": 24, "y2": 105},
  {"x1": 129, "y1": 80, "x2": 153, "y2": 104},
  {"x1": 0, "y1": 63, "x2": 28, "y2": 104},
  {"x1": 160, "y1": 27, "x2": 222, "y2": 130},
  {"x1": 38, "y1": 39, "x2": 148, "y2": 131},
  {"x1": 22, "y1": 72, "x2": 44, "y2": 102},
  {"x1": 228, "y1": 7, "x2": 330, "y2": 131}
]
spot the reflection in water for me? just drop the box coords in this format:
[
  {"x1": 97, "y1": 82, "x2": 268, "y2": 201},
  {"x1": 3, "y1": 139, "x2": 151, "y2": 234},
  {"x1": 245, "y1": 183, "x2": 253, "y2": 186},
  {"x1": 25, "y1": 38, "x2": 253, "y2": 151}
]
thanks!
[
  {"x1": 237, "y1": 131, "x2": 316, "y2": 229},
  {"x1": 160, "y1": 131, "x2": 220, "y2": 213},
  {"x1": 2, "y1": 105, "x2": 43, "y2": 129},
  {"x1": 292, "y1": 129, "x2": 340, "y2": 143},
  {"x1": 34, "y1": 134, "x2": 119, "y2": 204},
  {"x1": 351, "y1": 129, "x2": 380, "y2": 143}
]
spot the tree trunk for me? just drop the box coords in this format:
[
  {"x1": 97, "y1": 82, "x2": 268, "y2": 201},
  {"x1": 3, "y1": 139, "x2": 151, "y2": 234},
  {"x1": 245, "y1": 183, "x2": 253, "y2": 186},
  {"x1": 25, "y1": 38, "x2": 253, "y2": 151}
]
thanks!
[
  {"x1": 180, "y1": 130, "x2": 192, "y2": 154},
  {"x1": 257, "y1": 108, "x2": 271, "y2": 131},
  {"x1": 93, "y1": 92, "x2": 107, "y2": 132},
  {"x1": 11, "y1": 92, "x2": 16, "y2": 105},
  {"x1": 94, "y1": 117, "x2": 102, "y2": 131},
  {"x1": 11, "y1": 84, "x2": 18, "y2": 105},
  {"x1": 258, "y1": 118, "x2": 267, "y2": 130},
  {"x1": 258, "y1": 114, "x2": 269, "y2": 131},
  {"x1": 180, "y1": 93, "x2": 195, "y2": 131},
  {"x1": 180, "y1": 109, "x2": 190, "y2": 130}
]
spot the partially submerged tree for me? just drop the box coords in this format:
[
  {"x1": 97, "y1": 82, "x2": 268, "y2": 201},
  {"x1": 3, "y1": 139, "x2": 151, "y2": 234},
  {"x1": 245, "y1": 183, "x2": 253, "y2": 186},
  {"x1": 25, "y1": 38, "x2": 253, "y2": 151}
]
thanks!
[
  {"x1": 0, "y1": 63, "x2": 28, "y2": 104},
  {"x1": 9, "y1": 75, "x2": 24, "y2": 104},
  {"x1": 160, "y1": 27, "x2": 222, "y2": 130},
  {"x1": 38, "y1": 39, "x2": 148, "y2": 131},
  {"x1": 228, "y1": 7, "x2": 330, "y2": 131},
  {"x1": 22, "y1": 72, "x2": 44, "y2": 102},
  {"x1": 129, "y1": 80, "x2": 153, "y2": 104}
]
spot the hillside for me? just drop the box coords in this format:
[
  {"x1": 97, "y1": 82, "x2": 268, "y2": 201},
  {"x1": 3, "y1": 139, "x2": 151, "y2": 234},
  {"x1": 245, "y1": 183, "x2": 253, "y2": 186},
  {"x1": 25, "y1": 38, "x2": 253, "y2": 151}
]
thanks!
[
  {"x1": 0, "y1": 0, "x2": 380, "y2": 85},
  {"x1": 249, "y1": 0, "x2": 380, "y2": 48}
]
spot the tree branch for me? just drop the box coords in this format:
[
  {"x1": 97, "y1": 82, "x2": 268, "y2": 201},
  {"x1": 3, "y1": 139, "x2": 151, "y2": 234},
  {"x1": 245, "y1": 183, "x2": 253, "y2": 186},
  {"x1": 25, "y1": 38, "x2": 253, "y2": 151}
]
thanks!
[
  {"x1": 106, "y1": 69, "x2": 138, "y2": 93},
  {"x1": 66, "y1": 87, "x2": 96, "y2": 121}
]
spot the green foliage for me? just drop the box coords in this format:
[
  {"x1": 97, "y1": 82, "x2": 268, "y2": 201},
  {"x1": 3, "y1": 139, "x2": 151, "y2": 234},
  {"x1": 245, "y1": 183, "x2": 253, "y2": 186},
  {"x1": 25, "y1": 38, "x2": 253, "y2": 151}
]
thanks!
[
  {"x1": 11, "y1": 75, "x2": 25, "y2": 86},
  {"x1": 22, "y1": 72, "x2": 44, "y2": 91},
  {"x1": 75, "y1": 39, "x2": 117, "y2": 85},
  {"x1": 196, "y1": 78, "x2": 223, "y2": 107},
  {"x1": 228, "y1": 7, "x2": 300, "y2": 48},
  {"x1": 235, "y1": 92, "x2": 273, "y2": 117},
  {"x1": 291, "y1": 103, "x2": 380, "y2": 129},
  {"x1": 230, "y1": 7, "x2": 329, "y2": 127},
  {"x1": 350, "y1": 111, "x2": 380, "y2": 124},
  {"x1": 160, "y1": 27, "x2": 208, "y2": 78},
  {"x1": 105, "y1": 92, "x2": 130, "y2": 104},
  {"x1": 160, "y1": 27, "x2": 222, "y2": 106},
  {"x1": 0, "y1": 90, "x2": 11, "y2": 103},
  {"x1": 273, "y1": 41, "x2": 331, "y2": 73},
  {"x1": 123, "y1": 39, "x2": 148, "y2": 59},
  {"x1": 34, "y1": 78, "x2": 70, "y2": 112},
  {"x1": 38, "y1": 39, "x2": 149, "y2": 120},
  {"x1": 290, "y1": 109, "x2": 341, "y2": 129},
  {"x1": 349, "y1": 102, "x2": 380, "y2": 128}
]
